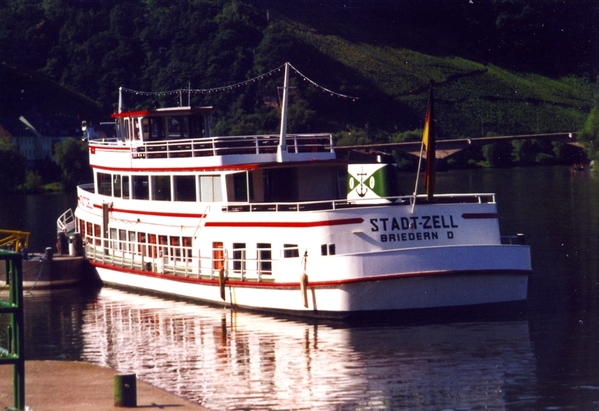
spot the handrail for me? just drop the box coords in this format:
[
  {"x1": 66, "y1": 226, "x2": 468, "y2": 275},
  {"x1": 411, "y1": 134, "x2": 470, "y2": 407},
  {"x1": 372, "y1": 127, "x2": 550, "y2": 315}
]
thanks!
[
  {"x1": 0, "y1": 230, "x2": 29, "y2": 252},
  {"x1": 223, "y1": 193, "x2": 496, "y2": 213},
  {"x1": 57, "y1": 208, "x2": 76, "y2": 234},
  {"x1": 93, "y1": 133, "x2": 335, "y2": 159}
]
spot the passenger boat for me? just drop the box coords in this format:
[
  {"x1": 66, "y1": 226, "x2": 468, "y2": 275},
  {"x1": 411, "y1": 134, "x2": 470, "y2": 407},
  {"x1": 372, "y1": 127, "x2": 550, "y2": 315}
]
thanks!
[{"x1": 58, "y1": 63, "x2": 531, "y2": 318}]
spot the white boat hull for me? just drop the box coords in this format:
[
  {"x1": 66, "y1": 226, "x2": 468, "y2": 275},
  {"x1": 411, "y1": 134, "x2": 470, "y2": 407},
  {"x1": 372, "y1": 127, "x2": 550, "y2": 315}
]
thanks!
[{"x1": 92, "y1": 242, "x2": 530, "y2": 317}]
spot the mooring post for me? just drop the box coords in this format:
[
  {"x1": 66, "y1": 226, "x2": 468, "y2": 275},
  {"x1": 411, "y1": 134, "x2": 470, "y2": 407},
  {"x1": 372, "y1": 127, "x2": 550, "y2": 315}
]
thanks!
[{"x1": 114, "y1": 373, "x2": 137, "y2": 407}]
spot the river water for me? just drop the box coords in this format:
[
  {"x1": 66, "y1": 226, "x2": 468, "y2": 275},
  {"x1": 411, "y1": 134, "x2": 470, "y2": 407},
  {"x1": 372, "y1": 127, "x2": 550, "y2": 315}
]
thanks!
[{"x1": 1, "y1": 165, "x2": 598, "y2": 410}]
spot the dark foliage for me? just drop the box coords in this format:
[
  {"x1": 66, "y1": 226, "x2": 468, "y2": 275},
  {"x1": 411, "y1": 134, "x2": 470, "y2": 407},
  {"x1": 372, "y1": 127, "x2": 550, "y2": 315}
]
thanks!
[{"x1": 0, "y1": 0, "x2": 596, "y2": 139}]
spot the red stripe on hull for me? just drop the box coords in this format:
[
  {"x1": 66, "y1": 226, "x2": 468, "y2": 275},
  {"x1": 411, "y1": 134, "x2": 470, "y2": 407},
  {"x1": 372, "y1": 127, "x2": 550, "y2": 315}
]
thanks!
[{"x1": 91, "y1": 260, "x2": 529, "y2": 290}]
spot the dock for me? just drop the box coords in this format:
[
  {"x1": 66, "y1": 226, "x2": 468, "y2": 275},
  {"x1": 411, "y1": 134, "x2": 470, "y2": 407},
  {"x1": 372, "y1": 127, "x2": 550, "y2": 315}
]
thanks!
[
  {"x1": 0, "y1": 360, "x2": 212, "y2": 411},
  {"x1": 0, "y1": 253, "x2": 86, "y2": 289}
]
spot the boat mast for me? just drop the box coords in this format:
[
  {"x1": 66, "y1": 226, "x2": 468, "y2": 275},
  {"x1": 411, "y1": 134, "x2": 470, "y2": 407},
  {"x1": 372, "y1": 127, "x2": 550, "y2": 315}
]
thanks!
[
  {"x1": 118, "y1": 87, "x2": 123, "y2": 113},
  {"x1": 277, "y1": 62, "x2": 290, "y2": 162}
]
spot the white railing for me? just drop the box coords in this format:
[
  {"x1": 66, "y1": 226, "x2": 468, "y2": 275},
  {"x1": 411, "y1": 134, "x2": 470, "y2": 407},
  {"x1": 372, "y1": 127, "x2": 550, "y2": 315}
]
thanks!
[
  {"x1": 56, "y1": 208, "x2": 76, "y2": 234},
  {"x1": 222, "y1": 193, "x2": 497, "y2": 213},
  {"x1": 93, "y1": 133, "x2": 334, "y2": 160},
  {"x1": 85, "y1": 237, "x2": 276, "y2": 282}
]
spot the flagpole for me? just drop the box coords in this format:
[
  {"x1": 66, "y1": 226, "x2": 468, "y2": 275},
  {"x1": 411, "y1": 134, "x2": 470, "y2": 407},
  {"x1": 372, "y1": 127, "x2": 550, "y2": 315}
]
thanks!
[
  {"x1": 411, "y1": 138, "x2": 426, "y2": 214},
  {"x1": 411, "y1": 80, "x2": 435, "y2": 214}
]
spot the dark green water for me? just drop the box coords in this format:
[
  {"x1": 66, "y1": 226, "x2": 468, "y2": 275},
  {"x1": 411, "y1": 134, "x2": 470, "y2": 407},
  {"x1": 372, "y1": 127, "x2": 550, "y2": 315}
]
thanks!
[{"x1": 2, "y1": 165, "x2": 599, "y2": 410}]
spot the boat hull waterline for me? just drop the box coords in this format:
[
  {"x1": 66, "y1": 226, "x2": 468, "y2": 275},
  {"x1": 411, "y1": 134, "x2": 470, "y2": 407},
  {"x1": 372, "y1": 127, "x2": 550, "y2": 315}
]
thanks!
[{"x1": 91, "y1": 240, "x2": 530, "y2": 317}]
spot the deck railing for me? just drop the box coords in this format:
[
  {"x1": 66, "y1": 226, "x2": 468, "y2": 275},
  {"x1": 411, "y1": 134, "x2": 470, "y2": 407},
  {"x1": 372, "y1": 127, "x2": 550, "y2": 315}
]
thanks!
[
  {"x1": 94, "y1": 133, "x2": 334, "y2": 159},
  {"x1": 85, "y1": 239, "x2": 277, "y2": 283},
  {"x1": 76, "y1": 183, "x2": 496, "y2": 214},
  {"x1": 222, "y1": 193, "x2": 497, "y2": 213}
]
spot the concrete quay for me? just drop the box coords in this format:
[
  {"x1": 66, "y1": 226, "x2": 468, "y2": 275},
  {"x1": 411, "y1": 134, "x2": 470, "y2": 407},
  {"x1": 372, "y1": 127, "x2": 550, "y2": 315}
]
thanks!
[{"x1": 0, "y1": 361, "x2": 211, "y2": 411}]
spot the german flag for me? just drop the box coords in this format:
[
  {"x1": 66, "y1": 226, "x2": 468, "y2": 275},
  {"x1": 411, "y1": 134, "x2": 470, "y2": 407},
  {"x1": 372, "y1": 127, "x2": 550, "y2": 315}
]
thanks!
[{"x1": 423, "y1": 81, "x2": 436, "y2": 201}]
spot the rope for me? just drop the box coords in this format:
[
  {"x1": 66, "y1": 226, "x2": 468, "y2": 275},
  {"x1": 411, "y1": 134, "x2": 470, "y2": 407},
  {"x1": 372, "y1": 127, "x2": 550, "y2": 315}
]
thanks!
[{"x1": 120, "y1": 63, "x2": 359, "y2": 101}]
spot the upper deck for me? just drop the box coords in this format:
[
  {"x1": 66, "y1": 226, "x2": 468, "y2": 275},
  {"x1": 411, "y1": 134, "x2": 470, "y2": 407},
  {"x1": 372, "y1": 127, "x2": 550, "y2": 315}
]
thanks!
[{"x1": 89, "y1": 107, "x2": 336, "y2": 171}]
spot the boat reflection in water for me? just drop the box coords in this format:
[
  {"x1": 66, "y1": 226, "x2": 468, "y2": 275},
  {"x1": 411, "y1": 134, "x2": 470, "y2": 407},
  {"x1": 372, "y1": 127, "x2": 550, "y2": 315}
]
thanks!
[{"x1": 80, "y1": 288, "x2": 537, "y2": 410}]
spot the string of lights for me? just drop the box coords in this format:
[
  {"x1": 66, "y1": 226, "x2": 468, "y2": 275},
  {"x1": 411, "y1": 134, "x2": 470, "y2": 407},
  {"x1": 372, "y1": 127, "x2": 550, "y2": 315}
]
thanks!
[
  {"x1": 287, "y1": 63, "x2": 358, "y2": 101},
  {"x1": 120, "y1": 63, "x2": 359, "y2": 101}
]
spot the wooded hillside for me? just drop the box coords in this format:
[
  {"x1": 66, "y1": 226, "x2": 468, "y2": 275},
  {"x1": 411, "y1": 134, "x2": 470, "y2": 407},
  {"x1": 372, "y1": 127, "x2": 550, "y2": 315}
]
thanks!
[{"x1": 1, "y1": 0, "x2": 597, "y2": 141}]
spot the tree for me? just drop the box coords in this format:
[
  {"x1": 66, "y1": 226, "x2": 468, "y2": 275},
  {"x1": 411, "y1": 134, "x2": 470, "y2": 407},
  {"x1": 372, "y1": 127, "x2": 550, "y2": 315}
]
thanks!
[
  {"x1": 0, "y1": 138, "x2": 27, "y2": 192},
  {"x1": 482, "y1": 142, "x2": 513, "y2": 167},
  {"x1": 54, "y1": 138, "x2": 92, "y2": 190},
  {"x1": 511, "y1": 139, "x2": 541, "y2": 166},
  {"x1": 579, "y1": 107, "x2": 599, "y2": 163}
]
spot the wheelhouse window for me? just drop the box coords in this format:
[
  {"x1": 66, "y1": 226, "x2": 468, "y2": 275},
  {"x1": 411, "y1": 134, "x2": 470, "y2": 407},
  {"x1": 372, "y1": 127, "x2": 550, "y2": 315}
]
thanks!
[
  {"x1": 167, "y1": 116, "x2": 187, "y2": 139},
  {"x1": 189, "y1": 115, "x2": 204, "y2": 137}
]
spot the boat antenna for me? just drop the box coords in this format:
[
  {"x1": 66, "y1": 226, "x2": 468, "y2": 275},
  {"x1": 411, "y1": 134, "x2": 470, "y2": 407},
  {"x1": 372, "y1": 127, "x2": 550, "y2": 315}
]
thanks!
[{"x1": 277, "y1": 62, "x2": 290, "y2": 162}]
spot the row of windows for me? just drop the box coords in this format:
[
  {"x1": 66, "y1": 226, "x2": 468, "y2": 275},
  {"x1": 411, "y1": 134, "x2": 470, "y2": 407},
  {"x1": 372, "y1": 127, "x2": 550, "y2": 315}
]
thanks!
[
  {"x1": 79, "y1": 219, "x2": 300, "y2": 274},
  {"x1": 118, "y1": 115, "x2": 206, "y2": 141},
  {"x1": 97, "y1": 172, "x2": 222, "y2": 202}
]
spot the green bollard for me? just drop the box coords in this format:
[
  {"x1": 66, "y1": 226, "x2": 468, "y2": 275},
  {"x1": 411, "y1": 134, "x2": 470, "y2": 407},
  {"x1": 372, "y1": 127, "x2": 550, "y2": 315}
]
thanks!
[{"x1": 114, "y1": 373, "x2": 137, "y2": 407}]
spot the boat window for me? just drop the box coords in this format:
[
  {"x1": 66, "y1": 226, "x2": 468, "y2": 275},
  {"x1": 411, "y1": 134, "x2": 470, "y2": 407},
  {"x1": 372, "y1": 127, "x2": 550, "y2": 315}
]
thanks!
[
  {"x1": 264, "y1": 168, "x2": 297, "y2": 202},
  {"x1": 123, "y1": 119, "x2": 130, "y2": 140},
  {"x1": 199, "y1": 175, "x2": 223, "y2": 202},
  {"x1": 257, "y1": 243, "x2": 272, "y2": 274},
  {"x1": 113, "y1": 175, "x2": 122, "y2": 198},
  {"x1": 167, "y1": 116, "x2": 188, "y2": 139},
  {"x1": 128, "y1": 231, "x2": 136, "y2": 253},
  {"x1": 189, "y1": 115, "x2": 204, "y2": 138},
  {"x1": 132, "y1": 119, "x2": 140, "y2": 140},
  {"x1": 122, "y1": 176, "x2": 130, "y2": 199},
  {"x1": 174, "y1": 175, "x2": 196, "y2": 202},
  {"x1": 119, "y1": 230, "x2": 127, "y2": 251},
  {"x1": 142, "y1": 118, "x2": 150, "y2": 140},
  {"x1": 231, "y1": 172, "x2": 254, "y2": 202},
  {"x1": 97, "y1": 172, "x2": 112, "y2": 196},
  {"x1": 137, "y1": 232, "x2": 147, "y2": 256},
  {"x1": 233, "y1": 243, "x2": 246, "y2": 274},
  {"x1": 148, "y1": 234, "x2": 157, "y2": 258},
  {"x1": 132, "y1": 176, "x2": 149, "y2": 200},
  {"x1": 109, "y1": 228, "x2": 117, "y2": 250},
  {"x1": 158, "y1": 235, "x2": 168, "y2": 258},
  {"x1": 151, "y1": 175, "x2": 171, "y2": 201},
  {"x1": 182, "y1": 237, "x2": 192, "y2": 262},
  {"x1": 94, "y1": 224, "x2": 101, "y2": 246},
  {"x1": 170, "y1": 236, "x2": 181, "y2": 261},
  {"x1": 283, "y1": 244, "x2": 299, "y2": 258},
  {"x1": 86, "y1": 222, "x2": 93, "y2": 244},
  {"x1": 142, "y1": 117, "x2": 166, "y2": 141},
  {"x1": 320, "y1": 244, "x2": 336, "y2": 256}
]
